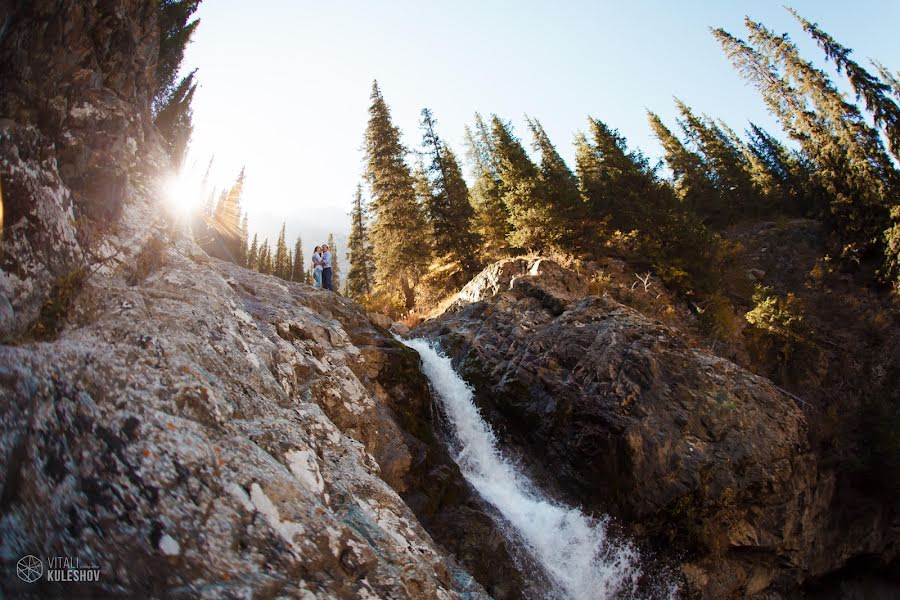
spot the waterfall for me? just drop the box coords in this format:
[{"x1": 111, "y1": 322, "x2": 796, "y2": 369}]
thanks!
[{"x1": 401, "y1": 337, "x2": 656, "y2": 600}]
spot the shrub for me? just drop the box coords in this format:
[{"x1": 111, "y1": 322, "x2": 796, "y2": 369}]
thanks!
[
  {"x1": 361, "y1": 289, "x2": 406, "y2": 320},
  {"x1": 126, "y1": 236, "x2": 167, "y2": 285},
  {"x1": 698, "y1": 291, "x2": 741, "y2": 343},
  {"x1": 29, "y1": 267, "x2": 89, "y2": 340},
  {"x1": 745, "y1": 284, "x2": 807, "y2": 341},
  {"x1": 744, "y1": 284, "x2": 813, "y2": 382}
]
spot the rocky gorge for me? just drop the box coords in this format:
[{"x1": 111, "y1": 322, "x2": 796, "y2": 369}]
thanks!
[
  {"x1": 1, "y1": 1, "x2": 898, "y2": 599},
  {"x1": 416, "y1": 258, "x2": 899, "y2": 598}
]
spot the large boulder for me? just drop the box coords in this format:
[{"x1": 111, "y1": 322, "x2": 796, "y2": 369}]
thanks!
[
  {"x1": 0, "y1": 233, "x2": 527, "y2": 598},
  {"x1": 416, "y1": 258, "x2": 896, "y2": 599}
]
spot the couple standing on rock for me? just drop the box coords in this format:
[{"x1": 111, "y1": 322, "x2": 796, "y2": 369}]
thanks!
[{"x1": 312, "y1": 244, "x2": 334, "y2": 291}]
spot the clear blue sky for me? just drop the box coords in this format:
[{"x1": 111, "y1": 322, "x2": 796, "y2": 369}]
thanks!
[{"x1": 181, "y1": 0, "x2": 900, "y2": 259}]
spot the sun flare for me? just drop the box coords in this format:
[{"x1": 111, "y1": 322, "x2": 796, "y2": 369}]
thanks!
[{"x1": 164, "y1": 172, "x2": 203, "y2": 216}]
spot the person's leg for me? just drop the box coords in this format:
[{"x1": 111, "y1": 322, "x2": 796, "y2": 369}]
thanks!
[
  {"x1": 314, "y1": 269, "x2": 322, "y2": 288},
  {"x1": 323, "y1": 268, "x2": 332, "y2": 290}
]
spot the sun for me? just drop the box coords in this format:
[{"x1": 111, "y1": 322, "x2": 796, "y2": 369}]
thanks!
[{"x1": 163, "y1": 171, "x2": 203, "y2": 216}]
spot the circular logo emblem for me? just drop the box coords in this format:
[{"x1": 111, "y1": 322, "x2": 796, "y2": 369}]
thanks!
[{"x1": 16, "y1": 555, "x2": 43, "y2": 583}]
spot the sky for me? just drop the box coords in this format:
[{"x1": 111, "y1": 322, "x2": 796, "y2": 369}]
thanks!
[{"x1": 180, "y1": 0, "x2": 900, "y2": 261}]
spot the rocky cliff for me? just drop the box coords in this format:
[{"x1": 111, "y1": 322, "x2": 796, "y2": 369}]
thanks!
[
  {"x1": 0, "y1": 3, "x2": 521, "y2": 598},
  {"x1": 416, "y1": 258, "x2": 898, "y2": 599}
]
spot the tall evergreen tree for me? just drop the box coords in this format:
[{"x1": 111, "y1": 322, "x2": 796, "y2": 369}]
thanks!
[
  {"x1": 291, "y1": 236, "x2": 306, "y2": 283},
  {"x1": 363, "y1": 81, "x2": 432, "y2": 309},
  {"x1": 155, "y1": 0, "x2": 202, "y2": 111},
  {"x1": 465, "y1": 113, "x2": 511, "y2": 252},
  {"x1": 209, "y1": 168, "x2": 245, "y2": 263},
  {"x1": 647, "y1": 111, "x2": 719, "y2": 220},
  {"x1": 714, "y1": 19, "x2": 896, "y2": 270},
  {"x1": 674, "y1": 99, "x2": 759, "y2": 222},
  {"x1": 744, "y1": 122, "x2": 816, "y2": 214},
  {"x1": 273, "y1": 223, "x2": 290, "y2": 280},
  {"x1": 789, "y1": 9, "x2": 900, "y2": 161},
  {"x1": 487, "y1": 115, "x2": 545, "y2": 250},
  {"x1": 154, "y1": 69, "x2": 197, "y2": 167},
  {"x1": 419, "y1": 108, "x2": 482, "y2": 275},
  {"x1": 238, "y1": 212, "x2": 249, "y2": 267},
  {"x1": 258, "y1": 239, "x2": 272, "y2": 275},
  {"x1": 527, "y1": 117, "x2": 584, "y2": 249},
  {"x1": 346, "y1": 184, "x2": 375, "y2": 301},
  {"x1": 247, "y1": 233, "x2": 259, "y2": 271},
  {"x1": 327, "y1": 233, "x2": 341, "y2": 294},
  {"x1": 576, "y1": 117, "x2": 665, "y2": 233}
]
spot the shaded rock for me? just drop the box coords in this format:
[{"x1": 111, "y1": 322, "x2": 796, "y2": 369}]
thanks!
[{"x1": 416, "y1": 258, "x2": 897, "y2": 599}]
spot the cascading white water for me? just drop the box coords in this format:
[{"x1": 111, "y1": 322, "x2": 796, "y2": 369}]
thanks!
[{"x1": 401, "y1": 337, "x2": 646, "y2": 600}]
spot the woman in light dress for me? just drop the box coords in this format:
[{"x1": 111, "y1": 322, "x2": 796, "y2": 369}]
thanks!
[{"x1": 311, "y1": 245, "x2": 324, "y2": 288}]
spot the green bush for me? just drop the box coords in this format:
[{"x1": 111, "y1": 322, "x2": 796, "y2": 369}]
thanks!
[
  {"x1": 744, "y1": 284, "x2": 813, "y2": 383},
  {"x1": 745, "y1": 284, "x2": 807, "y2": 341}
]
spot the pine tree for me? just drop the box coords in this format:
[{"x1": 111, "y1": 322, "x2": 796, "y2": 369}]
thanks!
[
  {"x1": 465, "y1": 113, "x2": 511, "y2": 252},
  {"x1": 247, "y1": 234, "x2": 259, "y2": 271},
  {"x1": 577, "y1": 117, "x2": 714, "y2": 295},
  {"x1": 273, "y1": 223, "x2": 290, "y2": 280},
  {"x1": 238, "y1": 212, "x2": 249, "y2": 267},
  {"x1": 673, "y1": 99, "x2": 758, "y2": 222},
  {"x1": 258, "y1": 239, "x2": 272, "y2": 275},
  {"x1": 575, "y1": 117, "x2": 664, "y2": 233},
  {"x1": 209, "y1": 168, "x2": 246, "y2": 263},
  {"x1": 647, "y1": 111, "x2": 718, "y2": 220},
  {"x1": 419, "y1": 108, "x2": 482, "y2": 275},
  {"x1": 154, "y1": 0, "x2": 202, "y2": 112},
  {"x1": 363, "y1": 81, "x2": 432, "y2": 309},
  {"x1": 291, "y1": 236, "x2": 305, "y2": 282},
  {"x1": 790, "y1": 9, "x2": 900, "y2": 161},
  {"x1": 714, "y1": 19, "x2": 896, "y2": 270},
  {"x1": 346, "y1": 184, "x2": 375, "y2": 301},
  {"x1": 744, "y1": 122, "x2": 815, "y2": 214},
  {"x1": 488, "y1": 115, "x2": 545, "y2": 250},
  {"x1": 154, "y1": 69, "x2": 197, "y2": 168},
  {"x1": 327, "y1": 233, "x2": 341, "y2": 294},
  {"x1": 527, "y1": 117, "x2": 584, "y2": 249}
]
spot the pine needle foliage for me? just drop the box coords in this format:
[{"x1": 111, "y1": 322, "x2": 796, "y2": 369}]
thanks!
[
  {"x1": 419, "y1": 108, "x2": 482, "y2": 276},
  {"x1": 465, "y1": 114, "x2": 512, "y2": 252},
  {"x1": 363, "y1": 81, "x2": 432, "y2": 309},
  {"x1": 154, "y1": 69, "x2": 197, "y2": 167},
  {"x1": 346, "y1": 184, "x2": 375, "y2": 301}
]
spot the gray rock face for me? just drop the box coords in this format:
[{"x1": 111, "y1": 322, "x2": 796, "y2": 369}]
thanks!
[
  {"x1": 0, "y1": 234, "x2": 509, "y2": 598},
  {"x1": 1, "y1": 0, "x2": 164, "y2": 338},
  {"x1": 416, "y1": 257, "x2": 897, "y2": 599}
]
